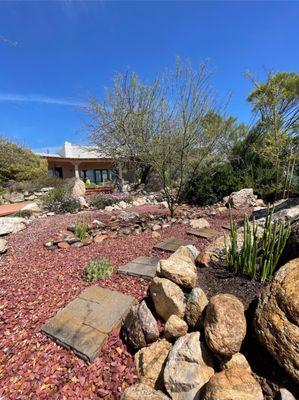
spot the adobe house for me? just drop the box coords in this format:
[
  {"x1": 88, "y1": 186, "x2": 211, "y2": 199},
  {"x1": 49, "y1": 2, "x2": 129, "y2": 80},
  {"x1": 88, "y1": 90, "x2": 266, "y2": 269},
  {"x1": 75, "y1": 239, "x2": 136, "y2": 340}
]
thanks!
[{"x1": 37, "y1": 142, "x2": 134, "y2": 185}]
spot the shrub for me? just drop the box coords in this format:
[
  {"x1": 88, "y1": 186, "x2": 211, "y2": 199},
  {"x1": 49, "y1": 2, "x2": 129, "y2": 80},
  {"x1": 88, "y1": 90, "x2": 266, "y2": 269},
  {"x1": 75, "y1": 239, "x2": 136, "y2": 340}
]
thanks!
[
  {"x1": 225, "y1": 206, "x2": 291, "y2": 281},
  {"x1": 83, "y1": 257, "x2": 113, "y2": 282},
  {"x1": 15, "y1": 209, "x2": 34, "y2": 218},
  {"x1": 89, "y1": 195, "x2": 118, "y2": 209},
  {"x1": 43, "y1": 187, "x2": 80, "y2": 214},
  {"x1": 0, "y1": 136, "x2": 47, "y2": 184},
  {"x1": 74, "y1": 220, "x2": 88, "y2": 240}
]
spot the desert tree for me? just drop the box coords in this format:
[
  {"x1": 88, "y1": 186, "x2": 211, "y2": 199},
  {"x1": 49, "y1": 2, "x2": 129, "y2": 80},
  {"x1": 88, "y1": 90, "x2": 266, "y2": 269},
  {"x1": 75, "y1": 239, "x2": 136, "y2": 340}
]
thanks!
[
  {"x1": 247, "y1": 71, "x2": 299, "y2": 199},
  {"x1": 86, "y1": 58, "x2": 229, "y2": 216}
]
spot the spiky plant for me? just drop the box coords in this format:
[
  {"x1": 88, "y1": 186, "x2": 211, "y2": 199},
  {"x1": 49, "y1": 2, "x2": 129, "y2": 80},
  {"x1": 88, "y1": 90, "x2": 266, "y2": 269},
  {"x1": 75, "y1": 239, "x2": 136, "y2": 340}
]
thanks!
[{"x1": 83, "y1": 257, "x2": 113, "y2": 282}]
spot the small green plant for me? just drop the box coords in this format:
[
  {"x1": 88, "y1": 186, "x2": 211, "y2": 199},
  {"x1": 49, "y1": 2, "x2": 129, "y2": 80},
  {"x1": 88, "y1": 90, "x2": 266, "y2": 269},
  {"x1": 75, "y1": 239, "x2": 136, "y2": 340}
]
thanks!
[
  {"x1": 83, "y1": 257, "x2": 113, "y2": 282},
  {"x1": 225, "y1": 205, "x2": 291, "y2": 281},
  {"x1": 75, "y1": 220, "x2": 88, "y2": 240}
]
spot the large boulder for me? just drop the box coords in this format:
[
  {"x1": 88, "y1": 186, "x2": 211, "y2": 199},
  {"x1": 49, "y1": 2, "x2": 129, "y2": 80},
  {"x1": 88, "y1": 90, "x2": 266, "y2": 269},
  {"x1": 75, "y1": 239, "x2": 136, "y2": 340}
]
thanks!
[
  {"x1": 225, "y1": 188, "x2": 255, "y2": 209},
  {"x1": 21, "y1": 202, "x2": 42, "y2": 214},
  {"x1": 150, "y1": 277, "x2": 186, "y2": 321},
  {"x1": 135, "y1": 339, "x2": 172, "y2": 389},
  {"x1": 3, "y1": 191, "x2": 25, "y2": 203},
  {"x1": 255, "y1": 258, "x2": 299, "y2": 383},
  {"x1": 202, "y1": 367, "x2": 263, "y2": 400},
  {"x1": 0, "y1": 217, "x2": 27, "y2": 236},
  {"x1": 204, "y1": 294, "x2": 246, "y2": 358},
  {"x1": 164, "y1": 332, "x2": 214, "y2": 400},
  {"x1": 157, "y1": 246, "x2": 198, "y2": 289},
  {"x1": 280, "y1": 220, "x2": 299, "y2": 262},
  {"x1": 67, "y1": 178, "x2": 86, "y2": 198},
  {"x1": 0, "y1": 238, "x2": 8, "y2": 254},
  {"x1": 123, "y1": 301, "x2": 159, "y2": 350},
  {"x1": 185, "y1": 287, "x2": 208, "y2": 329},
  {"x1": 164, "y1": 315, "x2": 188, "y2": 340},
  {"x1": 157, "y1": 258, "x2": 197, "y2": 289},
  {"x1": 121, "y1": 384, "x2": 170, "y2": 400}
]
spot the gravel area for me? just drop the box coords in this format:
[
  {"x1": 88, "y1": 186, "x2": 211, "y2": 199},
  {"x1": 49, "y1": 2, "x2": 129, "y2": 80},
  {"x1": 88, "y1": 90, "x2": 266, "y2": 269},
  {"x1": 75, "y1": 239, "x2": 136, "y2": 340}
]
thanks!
[{"x1": 0, "y1": 205, "x2": 250, "y2": 399}]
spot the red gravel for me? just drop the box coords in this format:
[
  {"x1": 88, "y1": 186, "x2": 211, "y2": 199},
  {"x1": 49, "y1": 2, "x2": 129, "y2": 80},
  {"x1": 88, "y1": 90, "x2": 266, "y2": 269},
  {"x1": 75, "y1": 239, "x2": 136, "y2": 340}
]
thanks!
[{"x1": 0, "y1": 205, "x2": 248, "y2": 399}]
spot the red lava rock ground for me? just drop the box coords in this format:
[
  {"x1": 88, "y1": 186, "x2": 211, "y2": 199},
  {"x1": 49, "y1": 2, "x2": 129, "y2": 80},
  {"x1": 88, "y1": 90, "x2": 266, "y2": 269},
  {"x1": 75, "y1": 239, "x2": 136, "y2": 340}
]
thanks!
[{"x1": 0, "y1": 205, "x2": 250, "y2": 400}]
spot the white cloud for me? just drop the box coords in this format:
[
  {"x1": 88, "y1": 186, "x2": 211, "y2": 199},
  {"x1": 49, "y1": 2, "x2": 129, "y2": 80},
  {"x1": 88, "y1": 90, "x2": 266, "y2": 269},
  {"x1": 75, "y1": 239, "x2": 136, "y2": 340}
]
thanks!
[{"x1": 0, "y1": 93, "x2": 86, "y2": 107}]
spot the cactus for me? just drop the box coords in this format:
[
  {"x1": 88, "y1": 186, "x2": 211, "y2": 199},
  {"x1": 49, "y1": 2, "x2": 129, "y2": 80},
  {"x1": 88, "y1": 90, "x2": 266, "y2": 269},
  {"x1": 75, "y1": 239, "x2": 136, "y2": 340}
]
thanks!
[{"x1": 225, "y1": 205, "x2": 291, "y2": 281}]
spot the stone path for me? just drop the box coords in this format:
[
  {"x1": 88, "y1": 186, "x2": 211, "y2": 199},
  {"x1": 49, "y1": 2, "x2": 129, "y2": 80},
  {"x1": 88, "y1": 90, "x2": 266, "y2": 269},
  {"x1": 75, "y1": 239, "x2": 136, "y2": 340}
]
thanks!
[
  {"x1": 41, "y1": 286, "x2": 135, "y2": 363},
  {"x1": 153, "y1": 237, "x2": 194, "y2": 252},
  {"x1": 187, "y1": 228, "x2": 221, "y2": 239},
  {"x1": 0, "y1": 202, "x2": 29, "y2": 217},
  {"x1": 117, "y1": 256, "x2": 159, "y2": 280}
]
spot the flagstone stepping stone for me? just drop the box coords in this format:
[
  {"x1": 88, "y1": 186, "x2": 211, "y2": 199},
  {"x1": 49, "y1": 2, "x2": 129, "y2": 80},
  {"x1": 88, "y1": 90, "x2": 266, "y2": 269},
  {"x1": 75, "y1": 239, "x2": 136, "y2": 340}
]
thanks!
[
  {"x1": 153, "y1": 237, "x2": 194, "y2": 252},
  {"x1": 187, "y1": 228, "x2": 221, "y2": 239},
  {"x1": 41, "y1": 286, "x2": 135, "y2": 363},
  {"x1": 117, "y1": 256, "x2": 160, "y2": 280}
]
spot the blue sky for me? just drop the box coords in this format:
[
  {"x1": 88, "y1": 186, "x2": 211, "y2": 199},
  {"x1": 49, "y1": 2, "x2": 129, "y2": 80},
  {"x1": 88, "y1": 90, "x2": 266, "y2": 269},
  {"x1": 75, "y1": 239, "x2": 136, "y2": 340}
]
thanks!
[{"x1": 0, "y1": 1, "x2": 298, "y2": 152}]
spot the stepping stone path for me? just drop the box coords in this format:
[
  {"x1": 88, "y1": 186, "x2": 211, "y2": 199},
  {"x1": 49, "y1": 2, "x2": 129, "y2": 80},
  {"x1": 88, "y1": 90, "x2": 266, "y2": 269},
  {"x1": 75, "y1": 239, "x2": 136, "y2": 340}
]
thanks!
[
  {"x1": 153, "y1": 237, "x2": 194, "y2": 252},
  {"x1": 41, "y1": 286, "x2": 135, "y2": 363},
  {"x1": 117, "y1": 256, "x2": 160, "y2": 280},
  {"x1": 187, "y1": 228, "x2": 221, "y2": 239}
]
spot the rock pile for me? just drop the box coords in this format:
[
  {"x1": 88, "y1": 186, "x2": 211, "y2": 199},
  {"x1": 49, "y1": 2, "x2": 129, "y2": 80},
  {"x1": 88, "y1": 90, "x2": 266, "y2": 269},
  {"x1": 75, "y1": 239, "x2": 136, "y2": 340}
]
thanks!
[{"x1": 122, "y1": 245, "x2": 263, "y2": 400}]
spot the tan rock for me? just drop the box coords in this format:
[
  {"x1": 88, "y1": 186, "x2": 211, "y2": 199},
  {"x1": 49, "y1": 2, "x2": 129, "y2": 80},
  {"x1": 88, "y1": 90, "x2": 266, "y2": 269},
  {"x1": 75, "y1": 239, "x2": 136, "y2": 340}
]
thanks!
[
  {"x1": 57, "y1": 241, "x2": 70, "y2": 249},
  {"x1": 195, "y1": 252, "x2": 210, "y2": 268},
  {"x1": 190, "y1": 218, "x2": 210, "y2": 230},
  {"x1": 202, "y1": 367, "x2": 263, "y2": 400},
  {"x1": 185, "y1": 287, "x2": 208, "y2": 329},
  {"x1": 135, "y1": 339, "x2": 172, "y2": 389},
  {"x1": 220, "y1": 352, "x2": 251, "y2": 372},
  {"x1": 0, "y1": 238, "x2": 8, "y2": 254},
  {"x1": 173, "y1": 245, "x2": 199, "y2": 261},
  {"x1": 121, "y1": 384, "x2": 170, "y2": 400},
  {"x1": 150, "y1": 277, "x2": 185, "y2": 321},
  {"x1": 164, "y1": 315, "x2": 188, "y2": 340},
  {"x1": 164, "y1": 332, "x2": 214, "y2": 400},
  {"x1": 157, "y1": 258, "x2": 197, "y2": 289},
  {"x1": 204, "y1": 294, "x2": 246, "y2": 358},
  {"x1": 152, "y1": 231, "x2": 161, "y2": 239},
  {"x1": 255, "y1": 258, "x2": 299, "y2": 383}
]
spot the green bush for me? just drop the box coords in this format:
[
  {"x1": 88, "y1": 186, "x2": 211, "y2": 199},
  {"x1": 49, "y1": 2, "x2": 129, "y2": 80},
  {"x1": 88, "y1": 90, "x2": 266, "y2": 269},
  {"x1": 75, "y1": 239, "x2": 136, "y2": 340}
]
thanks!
[
  {"x1": 43, "y1": 187, "x2": 80, "y2": 214},
  {"x1": 83, "y1": 257, "x2": 113, "y2": 282},
  {"x1": 74, "y1": 220, "x2": 88, "y2": 240},
  {"x1": 225, "y1": 206, "x2": 291, "y2": 281},
  {"x1": 89, "y1": 195, "x2": 117, "y2": 209},
  {"x1": 0, "y1": 136, "x2": 47, "y2": 184}
]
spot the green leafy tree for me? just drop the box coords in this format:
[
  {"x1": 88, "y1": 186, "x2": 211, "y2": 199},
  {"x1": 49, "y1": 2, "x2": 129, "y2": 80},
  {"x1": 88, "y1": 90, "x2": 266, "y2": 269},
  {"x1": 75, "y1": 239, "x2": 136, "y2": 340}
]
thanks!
[{"x1": 0, "y1": 136, "x2": 47, "y2": 184}]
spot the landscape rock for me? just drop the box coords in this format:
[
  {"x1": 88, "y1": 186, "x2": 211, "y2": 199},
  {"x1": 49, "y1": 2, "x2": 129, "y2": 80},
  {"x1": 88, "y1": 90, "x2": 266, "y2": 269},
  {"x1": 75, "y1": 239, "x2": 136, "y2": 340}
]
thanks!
[
  {"x1": 3, "y1": 191, "x2": 25, "y2": 203},
  {"x1": 190, "y1": 218, "x2": 210, "y2": 230},
  {"x1": 255, "y1": 258, "x2": 299, "y2": 383},
  {"x1": 174, "y1": 245, "x2": 199, "y2": 262},
  {"x1": 164, "y1": 315, "x2": 188, "y2": 340},
  {"x1": 202, "y1": 367, "x2": 263, "y2": 400},
  {"x1": 150, "y1": 277, "x2": 185, "y2": 321},
  {"x1": 68, "y1": 178, "x2": 86, "y2": 198},
  {"x1": 0, "y1": 238, "x2": 8, "y2": 254},
  {"x1": 278, "y1": 388, "x2": 297, "y2": 400},
  {"x1": 220, "y1": 352, "x2": 251, "y2": 372},
  {"x1": 21, "y1": 202, "x2": 42, "y2": 214},
  {"x1": 121, "y1": 384, "x2": 170, "y2": 400},
  {"x1": 119, "y1": 211, "x2": 140, "y2": 222},
  {"x1": 123, "y1": 301, "x2": 159, "y2": 350},
  {"x1": 225, "y1": 188, "x2": 255, "y2": 209},
  {"x1": 157, "y1": 257, "x2": 197, "y2": 289},
  {"x1": 185, "y1": 287, "x2": 208, "y2": 329},
  {"x1": 195, "y1": 252, "x2": 210, "y2": 268},
  {"x1": 77, "y1": 196, "x2": 88, "y2": 208},
  {"x1": 57, "y1": 241, "x2": 70, "y2": 249},
  {"x1": 204, "y1": 294, "x2": 246, "y2": 358},
  {"x1": 164, "y1": 332, "x2": 214, "y2": 400},
  {"x1": 0, "y1": 217, "x2": 27, "y2": 236},
  {"x1": 135, "y1": 339, "x2": 172, "y2": 389}
]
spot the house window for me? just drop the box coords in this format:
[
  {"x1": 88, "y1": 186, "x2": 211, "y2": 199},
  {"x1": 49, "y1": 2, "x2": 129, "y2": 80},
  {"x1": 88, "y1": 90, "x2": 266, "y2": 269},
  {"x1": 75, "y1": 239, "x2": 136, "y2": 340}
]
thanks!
[{"x1": 80, "y1": 169, "x2": 115, "y2": 184}]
